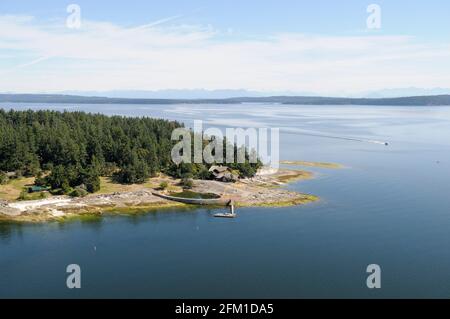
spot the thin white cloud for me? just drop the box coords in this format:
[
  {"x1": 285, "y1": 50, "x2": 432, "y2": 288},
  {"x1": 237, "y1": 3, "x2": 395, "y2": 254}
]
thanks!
[
  {"x1": 0, "y1": 14, "x2": 449, "y2": 94},
  {"x1": 1, "y1": 13, "x2": 188, "y2": 73},
  {"x1": 16, "y1": 55, "x2": 52, "y2": 68},
  {"x1": 129, "y1": 14, "x2": 185, "y2": 32}
]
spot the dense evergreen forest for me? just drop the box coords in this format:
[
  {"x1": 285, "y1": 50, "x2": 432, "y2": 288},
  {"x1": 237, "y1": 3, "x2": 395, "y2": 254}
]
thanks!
[{"x1": 0, "y1": 109, "x2": 261, "y2": 196}]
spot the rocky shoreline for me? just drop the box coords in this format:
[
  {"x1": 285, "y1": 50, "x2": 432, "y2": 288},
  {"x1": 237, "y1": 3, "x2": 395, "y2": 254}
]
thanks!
[{"x1": 0, "y1": 169, "x2": 318, "y2": 223}]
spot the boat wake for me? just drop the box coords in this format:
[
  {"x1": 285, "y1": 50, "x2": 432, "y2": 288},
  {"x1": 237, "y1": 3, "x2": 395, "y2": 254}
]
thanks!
[{"x1": 283, "y1": 128, "x2": 389, "y2": 146}]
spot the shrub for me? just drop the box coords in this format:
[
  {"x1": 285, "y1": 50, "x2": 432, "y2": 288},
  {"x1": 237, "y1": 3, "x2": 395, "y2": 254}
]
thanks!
[
  {"x1": 61, "y1": 181, "x2": 72, "y2": 195},
  {"x1": 39, "y1": 192, "x2": 48, "y2": 199},
  {"x1": 85, "y1": 175, "x2": 100, "y2": 193},
  {"x1": 0, "y1": 172, "x2": 8, "y2": 185},
  {"x1": 198, "y1": 167, "x2": 212, "y2": 180},
  {"x1": 50, "y1": 188, "x2": 65, "y2": 196},
  {"x1": 17, "y1": 189, "x2": 28, "y2": 201},
  {"x1": 159, "y1": 181, "x2": 169, "y2": 190},
  {"x1": 69, "y1": 187, "x2": 89, "y2": 198},
  {"x1": 180, "y1": 178, "x2": 194, "y2": 189}
]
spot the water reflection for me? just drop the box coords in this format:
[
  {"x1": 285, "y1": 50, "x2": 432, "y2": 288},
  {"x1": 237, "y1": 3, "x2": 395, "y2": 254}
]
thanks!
[
  {"x1": 0, "y1": 222, "x2": 24, "y2": 242},
  {"x1": 0, "y1": 205, "x2": 214, "y2": 243}
]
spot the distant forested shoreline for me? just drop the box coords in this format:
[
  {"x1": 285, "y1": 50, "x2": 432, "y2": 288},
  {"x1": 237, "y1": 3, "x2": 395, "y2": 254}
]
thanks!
[{"x1": 1, "y1": 93, "x2": 450, "y2": 106}]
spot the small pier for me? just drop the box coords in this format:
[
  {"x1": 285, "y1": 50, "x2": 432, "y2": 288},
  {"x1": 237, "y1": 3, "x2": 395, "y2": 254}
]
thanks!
[
  {"x1": 214, "y1": 200, "x2": 237, "y2": 218},
  {"x1": 152, "y1": 192, "x2": 237, "y2": 218}
]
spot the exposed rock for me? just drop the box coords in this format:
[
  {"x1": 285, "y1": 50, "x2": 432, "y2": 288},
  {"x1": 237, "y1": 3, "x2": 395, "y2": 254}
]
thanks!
[{"x1": 0, "y1": 168, "x2": 316, "y2": 222}]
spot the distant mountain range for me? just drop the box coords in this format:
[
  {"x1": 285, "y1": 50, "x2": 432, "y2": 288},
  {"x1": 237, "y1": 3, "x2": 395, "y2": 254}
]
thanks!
[
  {"x1": 55, "y1": 87, "x2": 450, "y2": 99},
  {"x1": 363, "y1": 87, "x2": 450, "y2": 98},
  {"x1": 1, "y1": 94, "x2": 450, "y2": 106}
]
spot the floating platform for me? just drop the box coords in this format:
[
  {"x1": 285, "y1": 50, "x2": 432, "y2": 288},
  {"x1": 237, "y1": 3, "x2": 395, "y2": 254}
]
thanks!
[
  {"x1": 214, "y1": 213, "x2": 237, "y2": 218},
  {"x1": 214, "y1": 202, "x2": 237, "y2": 218}
]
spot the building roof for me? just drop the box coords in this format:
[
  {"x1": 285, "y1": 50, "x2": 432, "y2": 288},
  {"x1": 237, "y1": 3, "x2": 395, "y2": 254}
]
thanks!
[
  {"x1": 209, "y1": 165, "x2": 229, "y2": 173},
  {"x1": 208, "y1": 166, "x2": 239, "y2": 182}
]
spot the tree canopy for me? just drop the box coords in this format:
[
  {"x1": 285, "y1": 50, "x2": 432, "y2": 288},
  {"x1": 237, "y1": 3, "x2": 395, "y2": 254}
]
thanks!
[{"x1": 0, "y1": 109, "x2": 261, "y2": 195}]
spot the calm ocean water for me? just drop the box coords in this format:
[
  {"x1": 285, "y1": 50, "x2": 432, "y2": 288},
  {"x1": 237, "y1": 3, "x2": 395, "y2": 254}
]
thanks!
[{"x1": 1, "y1": 103, "x2": 450, "y2": 298}]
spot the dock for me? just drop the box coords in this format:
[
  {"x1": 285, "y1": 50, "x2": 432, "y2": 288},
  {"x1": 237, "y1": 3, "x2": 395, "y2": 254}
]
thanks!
[
  {"x1": 213, "y1": 213, "x2": 237, "y2": 218},
  {"x1": 214, "y1": 200, "x2": 237, "y2": 218}
]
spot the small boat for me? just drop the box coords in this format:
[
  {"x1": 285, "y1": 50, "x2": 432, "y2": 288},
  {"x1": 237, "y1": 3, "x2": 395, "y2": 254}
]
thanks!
[{"x1": 214, "y1": 201, "x2": 237, "y2": 218}]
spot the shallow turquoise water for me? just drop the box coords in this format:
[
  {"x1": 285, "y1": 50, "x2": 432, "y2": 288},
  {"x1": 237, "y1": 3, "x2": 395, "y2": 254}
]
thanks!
[{"x1": 1, "y1": 103, "x2": 450, "y2": 298}]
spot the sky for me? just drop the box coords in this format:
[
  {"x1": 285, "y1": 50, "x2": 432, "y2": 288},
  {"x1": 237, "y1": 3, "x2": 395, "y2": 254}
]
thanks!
[{"x1": 0, "y1": 0, "x2": 450, "y2": 96}]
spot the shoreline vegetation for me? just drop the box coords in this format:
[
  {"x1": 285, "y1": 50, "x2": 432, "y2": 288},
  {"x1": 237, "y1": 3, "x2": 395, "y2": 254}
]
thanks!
[
  {"x1": 0, "y1": 167, "x2": 319, "y2": 223},
  {"x1": 0, "y1": 109, "x2": 337, "y2": 223}
]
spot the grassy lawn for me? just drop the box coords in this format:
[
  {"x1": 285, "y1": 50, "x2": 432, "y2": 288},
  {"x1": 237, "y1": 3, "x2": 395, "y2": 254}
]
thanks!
[
  {"x1": 0, "y1": 177, "x2": 35, "y2": 201},
  {"x1": 1, "y1": 175, "x2": 181, "y2": 201},
  {"x1": 98, "y1": 177, "x2": 160, "y2": 194}
]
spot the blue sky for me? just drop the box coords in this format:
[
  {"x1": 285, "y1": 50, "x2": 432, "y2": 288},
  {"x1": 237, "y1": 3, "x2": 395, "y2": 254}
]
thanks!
[
  {"x1": 1, "y1": 0, "x2": 450, "y2": 95},
  {"x1": 2, "y1": 0, "x2": 450, "y2": 37}
]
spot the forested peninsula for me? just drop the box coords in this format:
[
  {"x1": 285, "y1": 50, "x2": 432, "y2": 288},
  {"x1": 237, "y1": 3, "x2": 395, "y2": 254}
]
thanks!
[{"x1": 0, "y1": 109, "x2": 260, "y2": 199}]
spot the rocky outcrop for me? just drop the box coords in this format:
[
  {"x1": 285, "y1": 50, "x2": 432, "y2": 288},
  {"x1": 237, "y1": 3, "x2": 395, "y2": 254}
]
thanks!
[
  {"x1": 0, "y1": 168, "x2": 317, "y2": 222},
  {"x1": 0, "y1": 200, "x2": 21, "y2": 217}
]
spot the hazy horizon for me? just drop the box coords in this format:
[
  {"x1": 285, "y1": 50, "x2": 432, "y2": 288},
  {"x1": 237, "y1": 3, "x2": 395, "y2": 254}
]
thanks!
[{"x1": 2, "y1": 87, "x2": 450, "y2": 100}]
